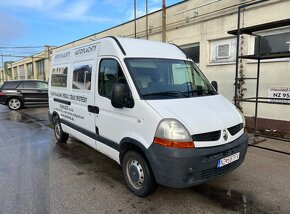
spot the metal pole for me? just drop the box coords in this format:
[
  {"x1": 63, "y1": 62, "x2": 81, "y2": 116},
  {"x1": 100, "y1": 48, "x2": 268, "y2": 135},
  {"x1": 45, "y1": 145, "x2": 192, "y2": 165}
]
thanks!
[
  {"x1": 234, "y1": 6, "x2": 241, "y2": 107},
  {"x1": 254, "y1": 36, "x2": 261, "y2": 136},
  {"x1": 134, "y1": 0, "x2": 137, "y2": 38},
  {"x1": 162, "y1": 0, "x2": 167, "y2": 42},
  {"x1": 254, "y1": 58, "x2": 261, "y2": 136},
  {"x1": 146, "y1": 0, "x2": 148, "y2": 40}
]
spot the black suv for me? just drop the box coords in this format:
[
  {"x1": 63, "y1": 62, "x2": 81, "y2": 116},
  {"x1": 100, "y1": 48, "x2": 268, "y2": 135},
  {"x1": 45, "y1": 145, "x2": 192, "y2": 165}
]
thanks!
[{"x1": 0, "y1": 80, "x2": 48, "y2": 110}]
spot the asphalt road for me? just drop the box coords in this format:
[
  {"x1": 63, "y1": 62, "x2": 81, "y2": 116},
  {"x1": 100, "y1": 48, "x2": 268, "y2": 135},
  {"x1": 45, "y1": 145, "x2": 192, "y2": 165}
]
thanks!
[{"x1": 0, "y1": 105, "x2": 289, "y2": 214}]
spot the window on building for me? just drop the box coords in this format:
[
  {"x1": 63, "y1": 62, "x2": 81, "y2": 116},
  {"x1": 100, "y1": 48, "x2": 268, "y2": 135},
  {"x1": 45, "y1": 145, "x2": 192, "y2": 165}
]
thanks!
[
  {"x1": 210, "y1": 38, "x2": 237, "y2": 64},
  {"x1": 27, "y1": 63, "x2": 33, "y2": 79},
  {"x1": 19, "y1": 65, "x2": 25, "y2": 80},
  {"x1": 13, "y1": 67, "x2": 18, "y2": 80},
  {"x1": 181, "y1": 44, "x2": 200, "y2": 64},
  {"x1": 51, "y1": 67, "x2": 68, "y2": 87},
  {"x1": 254, "y1": 30, "x2": 290, "y2": 55},
  {"x1": 37, "y1": 60, "x2": 45, "y2": 80},
  {"x1": 98, "y1": 59, "x2": 126, "y2": 99},
  {"x1": 72, "y1": 64, "x2": 92, "y2": 91}
]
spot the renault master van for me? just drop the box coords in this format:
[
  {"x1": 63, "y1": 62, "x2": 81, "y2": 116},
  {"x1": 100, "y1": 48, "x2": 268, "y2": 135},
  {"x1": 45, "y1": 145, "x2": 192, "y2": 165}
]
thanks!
[{"x1": 48, "y1": 36, "x2": 248, "y2": 197}]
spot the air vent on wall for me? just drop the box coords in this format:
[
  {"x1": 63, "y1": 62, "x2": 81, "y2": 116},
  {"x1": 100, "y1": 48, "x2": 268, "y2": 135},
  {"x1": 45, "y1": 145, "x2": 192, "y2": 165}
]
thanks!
[{"x1": 217, "y1": 43, "x2": 231, "y2": 58}]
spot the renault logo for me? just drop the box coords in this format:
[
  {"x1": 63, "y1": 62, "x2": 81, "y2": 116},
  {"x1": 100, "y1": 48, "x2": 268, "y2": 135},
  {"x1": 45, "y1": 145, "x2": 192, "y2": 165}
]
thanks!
[{"x1": 222, "y1": 130, "x2": 228, "y2": 141}]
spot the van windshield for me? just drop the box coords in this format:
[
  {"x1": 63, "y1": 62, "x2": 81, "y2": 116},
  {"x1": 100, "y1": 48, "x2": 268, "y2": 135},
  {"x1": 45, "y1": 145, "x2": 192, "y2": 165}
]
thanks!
[{"x1": 125, "y1": 58, "x2": 217, "y2": 99}]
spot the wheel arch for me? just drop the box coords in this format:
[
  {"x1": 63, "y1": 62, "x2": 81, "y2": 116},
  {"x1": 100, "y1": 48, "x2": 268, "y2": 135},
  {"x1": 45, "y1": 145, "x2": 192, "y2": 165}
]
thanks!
[
  {"x1": 51, "y1": 111, "x2": 60, "y2": 124},
  {"x1": 119, "y1": 137, "x2": 149, "y2": 165}
]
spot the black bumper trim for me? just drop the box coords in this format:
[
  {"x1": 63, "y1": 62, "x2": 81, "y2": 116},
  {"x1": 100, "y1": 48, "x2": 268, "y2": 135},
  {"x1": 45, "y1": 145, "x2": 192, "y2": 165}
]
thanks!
[{"x1": 145, "y1": 132, "x2": 248, "y2": 188}]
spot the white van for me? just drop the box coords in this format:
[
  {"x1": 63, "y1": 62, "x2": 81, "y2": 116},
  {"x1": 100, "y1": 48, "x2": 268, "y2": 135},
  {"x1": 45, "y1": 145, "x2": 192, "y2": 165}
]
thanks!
[{"x1": 48, "y1": 36, "x2": 248, "y2": 197}]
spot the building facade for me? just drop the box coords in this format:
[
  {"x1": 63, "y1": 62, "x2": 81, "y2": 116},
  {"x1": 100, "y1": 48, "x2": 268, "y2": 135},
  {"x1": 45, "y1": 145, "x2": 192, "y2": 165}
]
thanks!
[
  {"x1": 1, "y1": 0, "x2": 290, "y2": 136},
  {"x1": 0, "y1": 46, "x2": 54, "y2": 84}
]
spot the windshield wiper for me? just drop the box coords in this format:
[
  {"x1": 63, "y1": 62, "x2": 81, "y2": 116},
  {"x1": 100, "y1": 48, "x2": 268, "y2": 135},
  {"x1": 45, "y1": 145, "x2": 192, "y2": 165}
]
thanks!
[
  {"x1": 187, "y1": 89, "x2": 217, "y2": 96},
  {"x1": 143, "y1": 91, "x2": 189, "y2": 98}
]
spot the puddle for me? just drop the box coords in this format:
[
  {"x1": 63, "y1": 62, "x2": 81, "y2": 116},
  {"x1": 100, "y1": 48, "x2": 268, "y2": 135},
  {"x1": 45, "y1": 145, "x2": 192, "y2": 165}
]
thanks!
[
  {"x1": 194, "y1": 184, "x2": 267, "y2": 213},
  {"x1": 54, "y1": 140, "x2": 124, "y2": 184}
]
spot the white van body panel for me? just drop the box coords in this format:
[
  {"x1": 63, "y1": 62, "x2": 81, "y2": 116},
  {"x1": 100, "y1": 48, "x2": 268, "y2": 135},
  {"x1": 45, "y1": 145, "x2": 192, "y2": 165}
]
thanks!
[
  {"x1": 146, "y1": 94, "x2": 244, "y2": 148},
  {"x1": 129, "y1": 100, "x2": 163, "y2": 149}
]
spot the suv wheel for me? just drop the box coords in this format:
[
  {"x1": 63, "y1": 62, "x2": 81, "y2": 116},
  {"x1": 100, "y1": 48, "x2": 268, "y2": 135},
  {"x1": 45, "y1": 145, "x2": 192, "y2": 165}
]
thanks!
[
  {"x1": 123, "y1": 150, "x2": 157, "y2": 197},
  {"x1": 8, "y1": 98, "x2": 22, "y2": 110},
  {"x1": 53, "y1": 116, "x2": 69, "y2": 143}
]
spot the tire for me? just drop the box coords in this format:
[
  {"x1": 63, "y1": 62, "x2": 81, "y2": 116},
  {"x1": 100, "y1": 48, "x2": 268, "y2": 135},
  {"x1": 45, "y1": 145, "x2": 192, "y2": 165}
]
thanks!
[
  {"x1": 7, "y1": 97, "x2": 22, "y2": 110},
  {"x1": 123, "y1": 150, "x2": 157, "y2": 197},
  {"x1": 53, "y1": 116, "x2": 69, "y2": 143}
]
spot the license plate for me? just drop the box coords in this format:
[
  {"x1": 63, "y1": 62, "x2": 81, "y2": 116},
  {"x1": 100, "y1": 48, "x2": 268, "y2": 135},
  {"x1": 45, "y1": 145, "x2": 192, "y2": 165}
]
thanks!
[{"x1": 217, "y1": 152, "x2": 240, "y2": 168}]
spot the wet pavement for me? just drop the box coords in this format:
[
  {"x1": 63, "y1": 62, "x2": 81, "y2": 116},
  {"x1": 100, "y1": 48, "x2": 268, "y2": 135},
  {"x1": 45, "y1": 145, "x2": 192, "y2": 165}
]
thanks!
[{"x1": 0, "y1": 105, "x2": 290, "y2": 214}]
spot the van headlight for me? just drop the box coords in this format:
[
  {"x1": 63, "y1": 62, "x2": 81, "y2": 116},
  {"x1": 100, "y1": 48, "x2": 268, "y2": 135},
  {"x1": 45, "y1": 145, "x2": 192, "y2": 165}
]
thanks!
[
  {"x1": 154, "y1": 119, "x2": 195, "y2": 148},
  {"x1": 237, "y1": 108, "x2": 246, "y2": 128}
]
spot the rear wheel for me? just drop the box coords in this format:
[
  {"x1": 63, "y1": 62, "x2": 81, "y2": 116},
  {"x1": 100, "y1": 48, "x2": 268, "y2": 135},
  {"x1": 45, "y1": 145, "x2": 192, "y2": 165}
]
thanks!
[
  {"x1": 123, "y1": 150, "x2": 157, "y2": 197},
  {"x1": 8, "y1": 98, "x2": 22, "y2": 110},
  {"x1": 53, "y1": 116, "x2": 69, "y2": 143}
]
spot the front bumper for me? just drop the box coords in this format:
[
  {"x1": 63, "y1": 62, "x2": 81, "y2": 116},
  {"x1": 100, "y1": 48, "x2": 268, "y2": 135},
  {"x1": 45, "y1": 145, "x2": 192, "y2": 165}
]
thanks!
[{"x1": 145, "y1": 132, "x2": 248, "y2": 188}]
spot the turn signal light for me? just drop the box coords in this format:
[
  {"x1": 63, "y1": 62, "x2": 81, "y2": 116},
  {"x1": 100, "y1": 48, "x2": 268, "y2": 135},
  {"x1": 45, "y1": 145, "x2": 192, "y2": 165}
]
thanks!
[
  {"x1": 154, "y1": 137, "x2": 195, "y2": 149},
  {"x1": 0, "y1": 91, "x2": 4, "y2": 96}
]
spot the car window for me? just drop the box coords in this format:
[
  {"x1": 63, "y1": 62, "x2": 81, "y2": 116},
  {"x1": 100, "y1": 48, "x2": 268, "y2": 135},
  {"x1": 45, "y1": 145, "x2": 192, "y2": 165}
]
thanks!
[
  {"x1": 37, "y1": 82, "x2": 48, "y2": 89},
  {"x1": 22, "y1": 81, "x2": 37, "y2": 89},
  {"x1": 16, "y1": 82, "x2": 25, "y2": 89},
  {"x1": 1, "y1": 82, "x2": 21, "y2": 89}
]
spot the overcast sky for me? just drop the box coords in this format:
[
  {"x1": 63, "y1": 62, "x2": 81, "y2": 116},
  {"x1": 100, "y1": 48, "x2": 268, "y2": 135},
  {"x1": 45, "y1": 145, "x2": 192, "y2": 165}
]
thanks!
[{"x1": 0, "y1": 0, "x2": 182, "y2": 60}]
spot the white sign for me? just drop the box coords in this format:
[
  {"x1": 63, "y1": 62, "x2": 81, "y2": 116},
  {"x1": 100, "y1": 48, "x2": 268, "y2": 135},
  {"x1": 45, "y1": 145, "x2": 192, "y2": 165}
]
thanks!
[{"x1": 268, "y1": 87, "x2": 290, "y2": 104}]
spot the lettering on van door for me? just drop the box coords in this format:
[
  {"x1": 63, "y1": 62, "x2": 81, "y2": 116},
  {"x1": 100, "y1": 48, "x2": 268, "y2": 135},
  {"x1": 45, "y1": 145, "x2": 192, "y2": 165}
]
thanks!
[{"x1": 55, "y1": 104, "x2": 84, "y2": 121}]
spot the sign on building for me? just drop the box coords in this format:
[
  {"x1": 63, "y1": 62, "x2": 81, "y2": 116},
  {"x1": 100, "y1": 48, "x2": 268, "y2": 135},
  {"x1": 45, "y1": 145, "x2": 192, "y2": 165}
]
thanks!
[{"x1": 268, "y1": 87, "x2": 290, "y2": 104}]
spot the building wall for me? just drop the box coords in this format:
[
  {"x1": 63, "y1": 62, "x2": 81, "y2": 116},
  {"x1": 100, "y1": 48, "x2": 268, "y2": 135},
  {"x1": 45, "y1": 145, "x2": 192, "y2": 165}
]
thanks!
[
  {"x1": 1, "y1": 0, "x2": 290, "y2": 131},
  {"x1": 0, "y1": 46, "x2": 54, "y2": 84}
]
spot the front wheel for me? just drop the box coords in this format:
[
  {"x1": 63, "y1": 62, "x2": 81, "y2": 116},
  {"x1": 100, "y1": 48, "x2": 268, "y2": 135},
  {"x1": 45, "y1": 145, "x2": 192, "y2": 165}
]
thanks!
[
  {"x1": 8, "y1": 98, "x2": 22, "y2": 110},
  {"x1": 53, "y1": 116, "x2": 69, "y2": 143},
  {"x1": 123, "y1": 150, "x2": 157, "y2": 197}
]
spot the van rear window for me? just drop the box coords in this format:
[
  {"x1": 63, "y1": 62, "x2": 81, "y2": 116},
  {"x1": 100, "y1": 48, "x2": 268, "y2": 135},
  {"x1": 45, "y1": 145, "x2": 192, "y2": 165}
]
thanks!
[{"x1": 51, "y1": 67, "x2": 68, "y2": 87}]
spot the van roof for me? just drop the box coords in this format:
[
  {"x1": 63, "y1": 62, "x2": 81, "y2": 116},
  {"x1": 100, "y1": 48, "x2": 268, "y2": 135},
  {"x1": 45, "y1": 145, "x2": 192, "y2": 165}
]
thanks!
[
  {"x1": 111, "y1": 37, "x2": 187, "y2": 60},
  {"x1": 51, "y1": 37, "x2": 188, "y2": 62}
]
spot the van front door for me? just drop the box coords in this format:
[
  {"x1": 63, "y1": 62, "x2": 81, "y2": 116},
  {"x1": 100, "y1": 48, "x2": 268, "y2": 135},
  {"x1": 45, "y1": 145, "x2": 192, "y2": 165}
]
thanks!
[{"x1": 94, "y1": 58, "x2": 132, "y2": 162}]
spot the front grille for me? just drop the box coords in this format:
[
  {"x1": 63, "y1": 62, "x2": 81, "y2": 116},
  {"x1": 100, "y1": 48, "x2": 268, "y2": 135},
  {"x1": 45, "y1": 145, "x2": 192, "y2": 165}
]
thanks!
[
  {"x1": 228, "y1": 123, "x2": 243, "y2": 136},
  {"x1": 192, "y1": 130, "x2": 221, "y2": 141},
  {"x1": 201, "y1": 160, "x2": 240, "y2": 180}
]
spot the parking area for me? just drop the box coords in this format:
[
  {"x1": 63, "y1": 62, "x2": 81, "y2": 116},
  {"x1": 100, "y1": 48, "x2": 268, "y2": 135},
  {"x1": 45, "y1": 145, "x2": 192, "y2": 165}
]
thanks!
[{"x1": 0, "y1": 105, "x2": 289, "y2": 214}]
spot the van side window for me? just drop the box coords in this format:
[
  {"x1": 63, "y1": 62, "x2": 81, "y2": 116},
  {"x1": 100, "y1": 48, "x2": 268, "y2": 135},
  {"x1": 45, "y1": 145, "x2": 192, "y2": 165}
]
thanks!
[
  {"x1": 72, "y1": 64, "x2": 92, "y2": 91},
  {"x1": 98, "y1": 59, "x2": 127, "y2": 99},
  {"x1": 51, "y1": 67, "x2": 68, "y2": 88}
]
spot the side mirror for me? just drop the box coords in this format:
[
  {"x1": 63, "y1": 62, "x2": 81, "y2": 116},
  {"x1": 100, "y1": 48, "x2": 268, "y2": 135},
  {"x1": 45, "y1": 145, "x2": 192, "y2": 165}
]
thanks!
[
  {"x1": 211, "y1": 81, "x2": 218, "y2": 92},
  {"x1": 111, "y1": 83, "x2": 127, "y2": 108}
]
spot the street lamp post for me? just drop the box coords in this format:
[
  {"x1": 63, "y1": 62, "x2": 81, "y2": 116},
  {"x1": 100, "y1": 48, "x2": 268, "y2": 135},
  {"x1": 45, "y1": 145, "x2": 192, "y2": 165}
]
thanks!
[{"x1": 0, "y1": 50, "x2": 4, "y2": 83}]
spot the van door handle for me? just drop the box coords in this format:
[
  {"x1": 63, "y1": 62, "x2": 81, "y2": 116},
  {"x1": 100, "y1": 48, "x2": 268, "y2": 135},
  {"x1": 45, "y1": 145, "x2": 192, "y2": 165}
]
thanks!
[{"x1": 88, "y1": 105, "x2": 99, "y2": 114}]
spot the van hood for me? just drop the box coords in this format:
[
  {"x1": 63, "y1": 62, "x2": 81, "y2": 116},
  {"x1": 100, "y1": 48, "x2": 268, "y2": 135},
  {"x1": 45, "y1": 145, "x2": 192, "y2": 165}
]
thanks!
[{"x1": 146, "y1": 95, "x2": 243, "y2": 135}]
